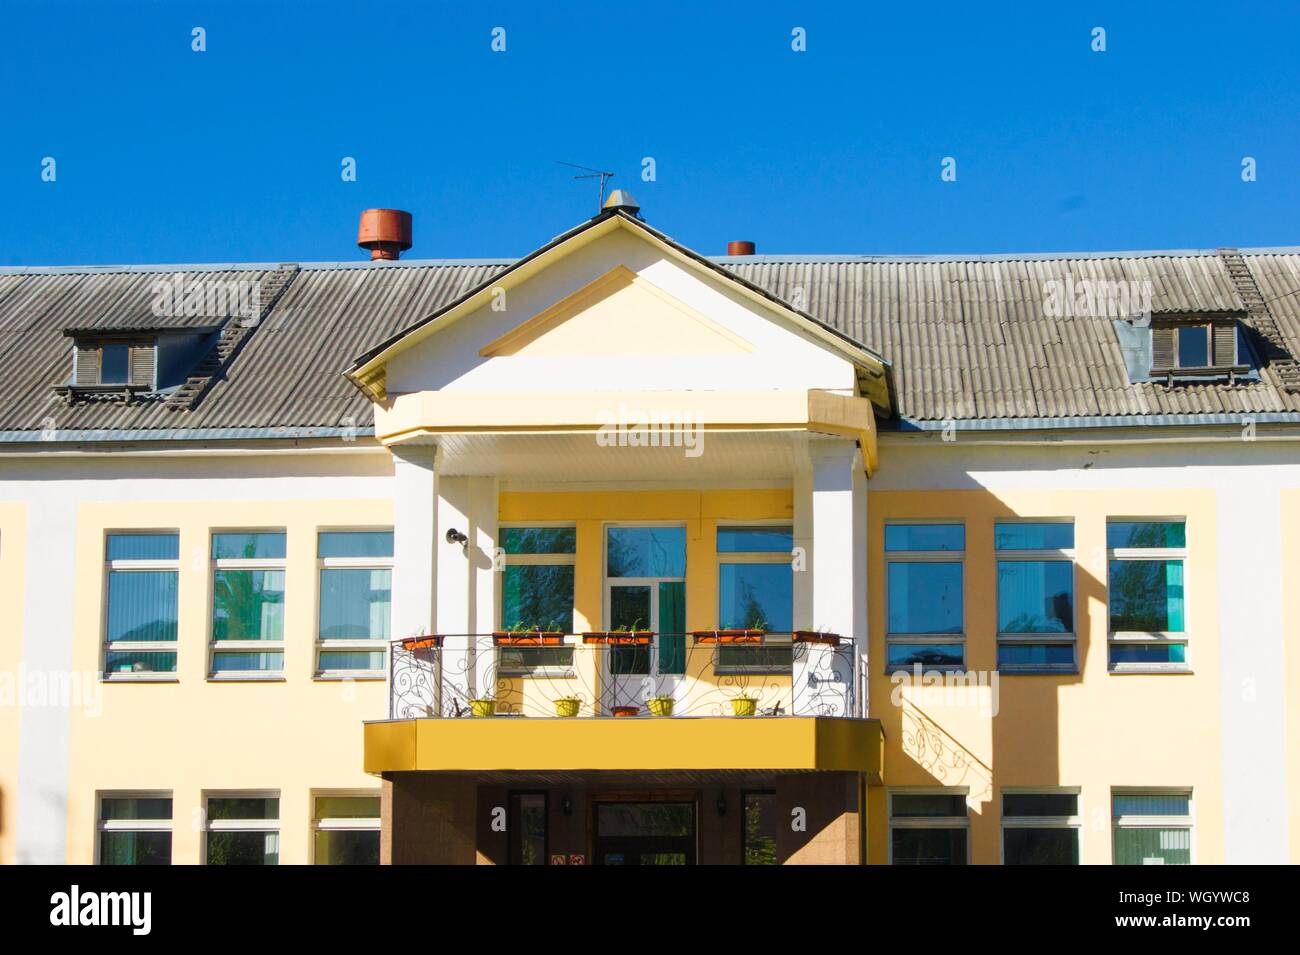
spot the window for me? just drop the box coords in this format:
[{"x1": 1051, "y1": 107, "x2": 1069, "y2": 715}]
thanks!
[
  {"x1": 604, "y1": 525, "x2": 687, "y2": 677},
  {"x1": 717, "y1": 525, "x2": 793, "y2": 673},
  {"x1": 316, "y1": 530, "x2": 392, "y2": 678},
  {"x1": 1002, "y1": 791, "x2": 1080, "y2": 864},
  {"x1": 996, "y1": 522, "x2": 1076, "y2": 672},
  {"x1": 73, "y1": 337, "x2": 155, "y2": 388},
  {"x1": 1151, "y1": 320, "x2": 1242, "y2": 376},
  {"x1": 742, "y1": 791, "x2": 778, "y2": 865},
  {"x1": 885, "y1": 523, "x2": 965, "y2": 670},
  {"x1": 890, "y1": 790, "x2": 968, "y2": 865},
  {"x1": 498, "y1": 526, "x2": 576, "y2": 674},
  {"x1": 205, "y1": 794, "x2": 280, "y2": 865},
  {"x1": 97, "y1": 794, "x2": 172, "y2": 865},
  {"x1": 104, "y1": 532, "x2": 179, "y2": 679},
  {"x1": 1107, "y1": 520, "x2": 1187, "y2": 670},
  {"x1": 210, "y1": 532, "x2": 286, "y2": 678},
  {"x1": 1112, "y1": 791, "x2": 1192, "y2": 865},
  {"x1": 313, "y1": 794, "x2": 380, "y2": 865},
  {"x1": 508, "y1": 792, "x2": 548, "y2": 865}
]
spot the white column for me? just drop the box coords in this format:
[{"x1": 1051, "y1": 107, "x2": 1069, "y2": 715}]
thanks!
[
  {"x1": 793, "y1": 439, "x2": 866, "y2": 716},
  {"x1": 435, "y1": 475, "x2": 499, "y2": 709},
  {"x1": 390, "y1": 447, "x2": 438, "y2": 718}
]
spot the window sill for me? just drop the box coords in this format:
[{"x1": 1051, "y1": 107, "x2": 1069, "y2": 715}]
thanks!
[
  {"x1": 207, "y1": 674, "x2": 287, "y2": 682},
  {"x1": 997, "y1": 668, "x2": 1079, "y2": 676},
  {"x1": 313, "y1": 673, "x2": 385, "y2": 682},
  {"x1": 102, "y1": 674, "x2": 179, "y2": 683},
  {"x1": 1107, "y1": 666, "x2": 1194, "y2": 675}
]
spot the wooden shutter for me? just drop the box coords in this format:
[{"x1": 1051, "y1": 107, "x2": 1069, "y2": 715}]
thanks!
[
  {"x1": 1151, "y1": 325, "x2": 1175, "y2": 370},
  {"x1": 74, "y1": 342, "x2": 101, "y2": 384},
  {"x1": 1212, "y1": 322, "x2": 1237, "y2": 367},
  {"x1": 129, "y1": 340, "x2": 155, "y2": 387}
]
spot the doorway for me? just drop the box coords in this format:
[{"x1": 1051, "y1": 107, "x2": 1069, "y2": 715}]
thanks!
[{"x1": 593, "y1": 801, "x2": 697, "y2": 865}]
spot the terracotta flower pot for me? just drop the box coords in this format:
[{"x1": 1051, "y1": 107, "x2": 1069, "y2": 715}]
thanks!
[
  {"x1": 692, "y1": 629, "x2": 765, "y2": 644},
  {"x1": 582, "y1": 631, "x2": 653, "y2": 645},
  {"x1": 793, "y1": 630, "x2": 842, "y2": 646},
  {"x1": 400, "y1": 636, "x2": 441, "y2": 651},
  {"x1": 493, "y1": 631, "x2": 565, "y2": 646}
]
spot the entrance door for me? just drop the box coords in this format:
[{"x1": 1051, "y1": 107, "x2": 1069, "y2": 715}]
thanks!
[
  {"x1": 593, "y1": 801, "x2": 697, "y2": 865},
  {"x1": 603, "y1": 526, "x2": 687, "y2": 713}
]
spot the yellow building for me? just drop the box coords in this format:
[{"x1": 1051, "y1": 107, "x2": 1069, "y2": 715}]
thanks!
[{"x1": 1, "y1": 196, "x2": 1298, "y2": 864}]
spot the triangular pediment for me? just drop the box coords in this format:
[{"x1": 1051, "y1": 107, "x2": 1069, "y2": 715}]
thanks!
[{"x1": 478, "y1": 265, "x2": 755, "y2": 358}]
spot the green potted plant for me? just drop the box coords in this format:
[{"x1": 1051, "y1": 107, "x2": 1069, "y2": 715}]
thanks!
[
  {"x1": 647, "y1": 695, "x2": 674, "y2": 717},
  {"x1": 583, "y1": 619, "x2": 653, "y2": 644},
  {"x1": 554, "y1": 696, "x2": 582, "y2": 718},
  {"x1": 693, "y1": 615, "x2": 768, "y2": 644},
  {"x1": 793, "y1": 628, "x2": 842, "y2": 646}
]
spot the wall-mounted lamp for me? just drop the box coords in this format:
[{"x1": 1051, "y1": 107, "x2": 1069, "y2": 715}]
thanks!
[
  {"x1": 445, "y1": 528, "x2": 469, "y2": 553},
  {"x1": 716, "y1": 795, "x2": 727, "y2": 818}
]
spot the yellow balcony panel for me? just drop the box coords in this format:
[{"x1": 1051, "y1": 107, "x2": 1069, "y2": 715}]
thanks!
[{"x1": 365, "y1": 716, "x2": 883, "y2": 781}]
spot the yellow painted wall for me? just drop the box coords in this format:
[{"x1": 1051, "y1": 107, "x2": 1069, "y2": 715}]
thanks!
[
  {"x1": 866, "y1": 488, "x2": 1224, "y2": 864},
  {"x1": 0, "y1": 503, "x2": 26, "y2": 865},
  {"x1": 65, "y1": 500, "x2": 391, "y2": 864},
  {"x1": 1283, "y1": 489, "x2": 1300, "y2": 865}
]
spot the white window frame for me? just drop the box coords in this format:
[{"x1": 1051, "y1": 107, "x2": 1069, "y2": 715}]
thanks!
[
  {"x1": 884, "y1": 520, "x2": 966, "y2": 672},
  {"x1": 102, "y1": 531, "x2": 180, "y2": 682},
  {"x1": 208, "y1": 530, "x2": 287, "y2": 680},
  {"x1": 999, "y1": 787, "x2": 1082, "y2": 865},
  {"x1": 887, "y1": 787, "x2": 971, "y2": 865},
  {"x1": 496, "y1": 523, "x2": 577, "y2": 677},
  {"x1": 995, "y1": 519, "x2": 1077, "y2": 674},
  {"x1": 1111, "y1": 787, "x2": 1194, "y2": 865},
  {"x1": 311, "y1": 789, "x2": 382, "y2": 865},
  {"x1": 95, "y1": 790, "x2": 173, "y2": 865},
  {"x1": 202, "y1": 790, "x2": 281, "y2": 865},
  {"x1": 1106, "y1": 518, "x2": 1189, "y2": 673},
  {"x1": 714, "y1": 520, "x2": 795, "y2": 674},
  {"x1": 314, "y1": 528, "x2": 393, "y2": 680}
]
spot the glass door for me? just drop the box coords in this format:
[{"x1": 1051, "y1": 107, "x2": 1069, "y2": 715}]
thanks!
[
  {"x1": 603, "y1": 526, "x2": 686, "y2": 713},
  {"x1": 593, "y1": 802, "x2": 696, "y2": 865}
]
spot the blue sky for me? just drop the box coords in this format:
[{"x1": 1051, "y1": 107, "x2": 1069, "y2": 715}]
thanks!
[{"x1": 3, "y1": 1, "x2": 1298, "y2": 265}]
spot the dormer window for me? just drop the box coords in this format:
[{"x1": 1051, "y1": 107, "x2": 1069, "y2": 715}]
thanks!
[
  {"x1": 74, "y1": 337, "x2": 156, "y2": 389},
  {"x1": 1148, "y1": 315, "x2": 1249, "y2": 382}
]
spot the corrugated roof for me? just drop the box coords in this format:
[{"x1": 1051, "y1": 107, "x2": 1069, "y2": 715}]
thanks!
[{"x1": 1, "y1": 244, "x2": 1298, "y2": 438}]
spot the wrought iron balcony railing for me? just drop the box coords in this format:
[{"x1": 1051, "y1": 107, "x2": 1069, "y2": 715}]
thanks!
[{"x1": 388, "y1": 632, "x2": 865, "y2": 720}]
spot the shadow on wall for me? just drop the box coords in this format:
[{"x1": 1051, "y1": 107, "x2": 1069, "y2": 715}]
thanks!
[{"x1": 14, "y1": 785, "x2": 67, "y2": 864}]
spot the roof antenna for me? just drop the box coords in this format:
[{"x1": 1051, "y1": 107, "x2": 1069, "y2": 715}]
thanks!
[{"x1": 556, "y1": 161, "x2": 615, "y2": 214}]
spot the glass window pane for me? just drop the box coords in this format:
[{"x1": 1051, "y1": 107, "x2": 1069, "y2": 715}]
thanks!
[
  {"x1": 743, "y1": 793, "x2": 777, "y2": 865},
  {"x1": 1113, "y1": 793, "x2": 1190, "y2": 816},
  {"x1": 498, "y1": 647, "x2": 574, "y2": 672},
  {"x1": 997, "y1": 644, "x2": 1074, "y2": 669},
  {"x1": 317, "y1": 650, "x2": 384, "y2": 672},
  {"x1": 315, "y1": 796, "x2": 380, "y2": 818},
  {"x1": 317, "y1": 531, "x2": 393, "y2": 558},
  {"x1": 717, "y1": 526, "x2": 793, "y2": 553},
  {"x1": 510, "y1": 794, "x2": 548, "y2": 866},
  {"x1": 1107, "y1": 522, "x2": 1185, "y2": 549},
  {"x1": 892, "y1": 794, "x2": 967, "y2": 817},
  {"x1": 211, "y1": 532, "x2": 286, "y2": 560},
  {"x1": 212, "y1": 651, "x2": 283, "y2": 672},
  {"x1": 609, "y1": 585, "x2": 651, "y2": 674},
  {"x1": 107, "y1": 571, "x2": 178, "y2": 642},
  {"x1": 101, "y1": 344, "x2": 129, "y2": 384},
  {"x1": 501, "y1": 527, "x2": 576, "y2": 555},
  {"x1": 998, "y1": 560, "x2": 1073, "y2": 632},
  {"x1": 213, "y1": 570, "x2": 285, "y2": 640},
  {"x1": 1114, "y1": 828, "x2": 1191, "y2": 865},
  {"x1": 607, "y1": 526, "x2": 686, "y2": 577},
  {"x1": 994, "y1": 523, "x2": 1074, "y2": 550},
  {"x1": 658, "y1": 581, "x2": 686, "y2": 675},
  {"x1": 99, "y1": 830, "x2": 171, "y2": 865},
  {"x1": 1178, "y1": 326, "x2": 1208, "y2": 367},
  {"x1": 887, "y1": 643, "x2": 964, "y2": 668},
  {"x1": 101, "y1": 797, "x2": 172, "y2": 821},
  {"x1": 1109, "y1": 643, "x2": 1186, "y2": 665},
  {"x1": 319, "y1": 568, "x2": 391, "y2": 639},
  {"x1": 595, "y1": 803, "x2": 693, "y2": 837},
  {"x1": 105, "y1": 650, "x2": 177, "y2": 675},
  {"x1": 891, "y1": 827, "x2": 967, "y2": 865},
  {"x1": 206, "y1": 831, "x2": 279, "y2": 865},
  {"x1": 718, "y1": 563, "x2": 792, "y2": 632},
  {"x1": 208, "y1": 797, "x2": 279, "y2": 820},
  {"x1": 887, "y1": 562, "x2": 963, "y2": 633},
  {"x1": 107, "y1": 533, "x2": 178, "y2": 561},
  {"x1": 717, "y1": 645, "x2": 792, "y2": 671},
  {"x1": 1004, "y1": 793, "x2": 1078, "y2": 817},
  {"x1": 1004, "y1": 827, "x2": 1079, "y2": 864},
  {"x1": 314, "y1": 829, "x2": 379, "y2": 865},
  {"x1": 1108, "y1": 560, "x2": 1184, "y2": 631},
  {"x1": 885, "y1": 524, "x2": 964, "y2": 552},
  {"x1": 501, "y1": 564, "x2": 573, "y2": 632}
]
